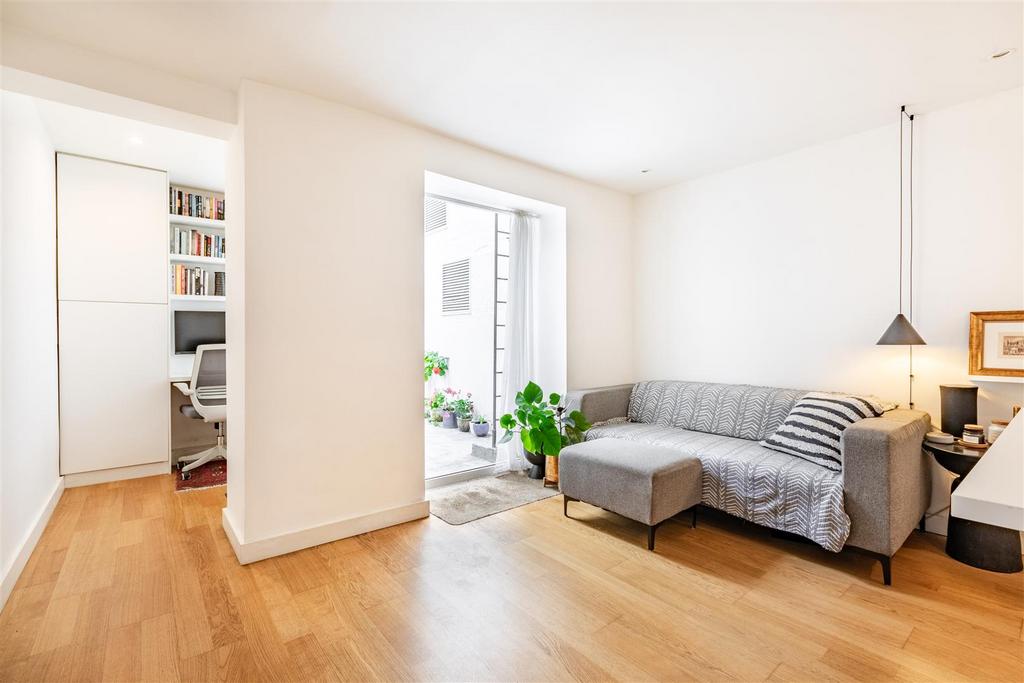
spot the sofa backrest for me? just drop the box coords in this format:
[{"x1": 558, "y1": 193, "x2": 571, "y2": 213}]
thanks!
[{"x1": 628, "y1": 380, "x2": 808, "y2": 441}]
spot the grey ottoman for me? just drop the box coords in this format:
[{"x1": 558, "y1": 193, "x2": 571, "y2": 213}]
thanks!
[{"x1": 559, "y1": 438, "x2": 702, "y2": 550}]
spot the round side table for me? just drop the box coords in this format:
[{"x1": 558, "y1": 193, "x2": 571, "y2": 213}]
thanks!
[{"x1": 923, "y1": 439, "x2": 1023, "y2": 573}]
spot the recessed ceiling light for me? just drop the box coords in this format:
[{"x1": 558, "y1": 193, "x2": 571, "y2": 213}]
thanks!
[
  {"x1": 640, "y1": 169, "x2": 651, "y2": 174},
  {"x1": 128, "y1": 136, "x2": 143, "y2": 146},
  {"x1": 990, "y1": 48, "x2": 1015, "y2": 60}
]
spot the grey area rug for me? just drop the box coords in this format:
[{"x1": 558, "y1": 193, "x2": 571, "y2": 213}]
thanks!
[{"x1": 427, "y1": 473, "x2": 559, "y2": 525}]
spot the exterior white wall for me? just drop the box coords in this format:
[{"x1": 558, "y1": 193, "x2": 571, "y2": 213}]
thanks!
[
  {"x1": 424, "y1": 202, "x2": 495, "y2": 417},
  {"x1": 0, "y1": 92, "x2": 63, "y2": 609},
  {"x1": 632, "y1": 87, "x2": 1024, "y2": 534},
  {"x1": 228, "y1": 80, "x2": 632, "y2": 552}
]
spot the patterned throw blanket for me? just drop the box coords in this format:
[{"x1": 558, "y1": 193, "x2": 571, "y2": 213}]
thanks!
[{"x1": 587, "y1": 381, "x2": 852, "y2": 552}]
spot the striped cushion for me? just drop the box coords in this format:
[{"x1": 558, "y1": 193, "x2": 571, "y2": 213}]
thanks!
[{"x1": 759, "y1": 392, "x2": 888, "y2": 472}]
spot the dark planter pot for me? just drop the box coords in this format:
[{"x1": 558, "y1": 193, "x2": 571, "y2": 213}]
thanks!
[
  {"x1": 471, "y1": 422, "x2": 490, "y2": 437},
  {"x1": 524, "y1": 450, "x2": 546, "y2": 480},
  {"x1": 457, "y1": 417, "x2": 471, "y2": 432},
  {"x1": 441, "y1": 411, "x2": 458, "y2": 428}
]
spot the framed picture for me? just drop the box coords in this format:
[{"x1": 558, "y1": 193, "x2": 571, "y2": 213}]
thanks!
[{"x1": 969, "y1": 310, "x2": 1024, "y2": 380}]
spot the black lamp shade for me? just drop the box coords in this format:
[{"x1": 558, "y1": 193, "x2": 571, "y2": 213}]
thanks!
[{"x1": 876, "y1": 313, "x2": 926, "y2": 345}]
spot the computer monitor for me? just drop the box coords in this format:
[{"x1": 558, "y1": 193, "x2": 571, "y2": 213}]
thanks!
[{"x1": 174, "y1": 310, "x2": 225, "y2": 354}]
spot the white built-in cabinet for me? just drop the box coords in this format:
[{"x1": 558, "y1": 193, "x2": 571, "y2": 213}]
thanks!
[{"x1": 57, "y1": 154, "x2": 169, "y2": 476}]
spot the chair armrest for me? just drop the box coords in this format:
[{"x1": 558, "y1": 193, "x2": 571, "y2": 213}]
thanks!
[
  {"x1": 173, "y1": 382, "x2": 194, "y2": 396},
  {"x1": 842, "y1": 409, "x2": 931, "y2": 556},
  {"x1": 565, "y1": 384, "x2": 634, "y2": 424}
]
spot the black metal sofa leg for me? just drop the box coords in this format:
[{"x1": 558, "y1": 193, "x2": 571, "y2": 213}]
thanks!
[
  {"x1": 880, "y1": 555, "x2": 892, "y2": 586},
  {"x1": 648, "y1": 524, "x2": 657, "y2": 551}
]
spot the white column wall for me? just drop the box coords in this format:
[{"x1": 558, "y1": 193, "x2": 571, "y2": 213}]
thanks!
[{"x1": 0, "y1": 92, "x2": 63, "y2": 609}]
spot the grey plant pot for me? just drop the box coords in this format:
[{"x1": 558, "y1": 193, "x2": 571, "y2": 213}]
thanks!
[
  {"x1": 471, "y1": 422, "x2": 490, "y2": 437},
  {"x1": 441, "y1": 411, "x2": 458, "y2": 428},
  {"x1": 457, "y1": 417, "x2": 471, "y2": 432}
]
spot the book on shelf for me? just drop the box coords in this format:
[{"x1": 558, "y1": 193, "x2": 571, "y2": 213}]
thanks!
[
  {"x1": 170, "y1": 263, "x2": 225, "y2": 297},
  {"x1": 170, "y1": 226, "x2": 225, "y2": 259},
  {"x1": 169, "y1": 185, "x2": 225, "y2": 221}
]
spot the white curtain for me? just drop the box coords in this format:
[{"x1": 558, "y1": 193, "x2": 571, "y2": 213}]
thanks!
[{"x1": 497, "y1": 212, "x2": 534, "y2": 473}]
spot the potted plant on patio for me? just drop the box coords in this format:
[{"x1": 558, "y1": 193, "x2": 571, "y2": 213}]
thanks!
[
  {"x1": 427, "y1": 391, "x2": 446, "y2": 424},
  {"x1": 423, "y1": 351, "x2": 449, "y2": 381},
  {"x1": 451, "y1": 393, "x2": 474, "y2": 432},
  {"x1": 471, "y1": 414, "x2": 490, "y2": 437},
  {"x1": 440, "y1": 388, "x2": 467, "y2": 429},
  {"x1": 498, "y1": 381, "x2": 591, "y2": 485}
]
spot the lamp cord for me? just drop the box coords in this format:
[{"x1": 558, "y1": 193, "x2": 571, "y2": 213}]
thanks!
[
  {"x1": 898, "y1": 107, "x2": 904, "y2": 315},
  {"x1": 909, "y1": 113, "x2": 914, "y2": 322}
]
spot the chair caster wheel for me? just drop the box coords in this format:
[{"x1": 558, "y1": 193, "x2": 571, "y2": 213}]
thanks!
[
  {"x1": 176, "y1": 461, "x2": 184, "y2": 471},
  {"x1": 181, "y1": 472, "x2": 191, "y2": 481}
]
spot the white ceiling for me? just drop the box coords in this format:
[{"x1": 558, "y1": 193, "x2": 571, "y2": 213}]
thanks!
[
  {"x1": 33, "y1": 97, "x2": 226, "y2": 190},
  {"x1": 4, "y1": 2, "x2": 1021, "y2": 193}
]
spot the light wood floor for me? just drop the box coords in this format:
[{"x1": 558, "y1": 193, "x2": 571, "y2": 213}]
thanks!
[{"x1": 1, "y1": 475, "x2": 1022, "y2": 682}]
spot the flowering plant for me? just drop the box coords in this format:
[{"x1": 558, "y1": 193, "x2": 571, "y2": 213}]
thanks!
[
  {"x1": 424, "y1": 352, "x2": 449, "y2": 381},
  {"x1": 443, "y1": 388, "x2": 474, "y2": 418}
]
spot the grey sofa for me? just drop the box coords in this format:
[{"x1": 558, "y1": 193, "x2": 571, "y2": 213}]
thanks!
[{"x1": 566, "y1": 380, "x2": 931, "y2": 584}]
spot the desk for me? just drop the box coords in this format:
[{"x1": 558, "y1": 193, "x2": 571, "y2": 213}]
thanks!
[
  {"x1": 170, "y1": 352, "x2": 195, "y2": 383},
  {"x1": 947, "y1": 413, "x2": 1024, "y2": 573},
  {"x1": 952, "y1": 413, "x2": 1024, "y2": 531}
]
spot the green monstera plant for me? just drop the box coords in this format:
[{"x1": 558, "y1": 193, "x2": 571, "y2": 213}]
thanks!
[{"x1": 498, "y1": 381, "x2": 591, "y2": 457}]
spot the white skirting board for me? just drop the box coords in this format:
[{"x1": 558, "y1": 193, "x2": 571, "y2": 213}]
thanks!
[
  {"x1": 221, "y1": 499, "x2": 431, "y2": 564},
  {"x1": 63, "y1": 461, "x2": 169, "y2": 488},
  {"x1": 0, "y1": 478, "x2": 65, "y2": 612}
]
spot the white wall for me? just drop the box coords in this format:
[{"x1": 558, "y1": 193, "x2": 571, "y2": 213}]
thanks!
[
  {"x1": 424, "y1": 202, "x2": 496, "y2": 415},
  {"x1": 633, "y1": 87, "x2": 1024, "y2": 533},
  {"x1": 0, "y1": 91, "x2": 63, "y2": 609},
  {"x1": 225, "y1": 80, "x2": 632, "y2": 555}
]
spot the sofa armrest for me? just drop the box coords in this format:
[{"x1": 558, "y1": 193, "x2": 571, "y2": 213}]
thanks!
[
  {"x1": 842, "y1": 409, "x2": 931, "y2": 556},
  {"x1": 565, "y1": 384, "x2": 634, "y2": 425}
]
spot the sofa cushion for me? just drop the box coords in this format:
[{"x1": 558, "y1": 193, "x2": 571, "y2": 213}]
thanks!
[
  {"x1": 628, "y1": 381, "x2": 807, "y2": 441},
  {"x1": 586, "y1": 422, "x2": 851, "y2": 552},
  {"x1": 760, "y1": 392, "x2": 889, "y2": 472}
]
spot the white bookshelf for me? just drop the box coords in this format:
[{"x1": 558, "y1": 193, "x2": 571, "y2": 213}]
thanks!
[
  {"x1": 168, "y1": 213, "x2": 225, "y2": 230},
  {"x1": 169, "y1": 193, "x2": 225, "y2": 300},
  {"x1": 169, "y1": 253, "x2": 225, "y2": 267}
]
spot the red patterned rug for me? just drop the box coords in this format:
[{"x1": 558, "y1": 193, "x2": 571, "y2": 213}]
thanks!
[{"x1": 175, "y1": 459, "x2": 226, "y2": 492}]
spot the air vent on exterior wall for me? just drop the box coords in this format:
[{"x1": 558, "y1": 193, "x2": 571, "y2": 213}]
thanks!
[
  {"x1": 424, "y1": 198, "x2": 447, "y2": 232},
  {"x1": 441, "y1": 258, "x2": 470, "y2": 315}
]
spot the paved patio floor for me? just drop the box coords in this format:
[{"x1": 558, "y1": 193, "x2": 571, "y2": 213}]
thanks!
[{"x1": 425, "y1": 423, "x2": 495, "y2": 479}]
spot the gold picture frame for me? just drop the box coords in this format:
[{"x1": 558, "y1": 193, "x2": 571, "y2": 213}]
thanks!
[{"x1": 969, "y1": 310, "x2": 1024, "y2": 379}]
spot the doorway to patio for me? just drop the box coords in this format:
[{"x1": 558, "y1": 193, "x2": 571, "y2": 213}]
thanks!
[{"x1": 423, "y1": 172, "x2": 567, "y2": 488}]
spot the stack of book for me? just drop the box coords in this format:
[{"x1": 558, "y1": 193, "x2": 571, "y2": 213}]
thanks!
[
  {"x1": 171, "y1": 226, "x2": 225, "y2": 258},
  {"x1": 170, "y1": 264, "x2": 225, "y2": 297},
  {"x1": 169, "y1": 185, "x2": 225, "y2": 220}
]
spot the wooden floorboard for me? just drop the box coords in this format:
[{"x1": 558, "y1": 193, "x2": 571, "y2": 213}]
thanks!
[{"x1": 1, "y1": 474, "x2": 1021, "y2": 682}]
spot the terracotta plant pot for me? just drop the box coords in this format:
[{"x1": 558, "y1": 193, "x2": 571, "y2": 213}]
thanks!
[{"x1": 544, "y1": 454, "x2": 559, "y2": 487}]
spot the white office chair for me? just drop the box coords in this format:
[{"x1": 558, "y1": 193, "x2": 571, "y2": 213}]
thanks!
[{"x1": 173, "y1": 343, "x2": 226, "y2": 480}]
